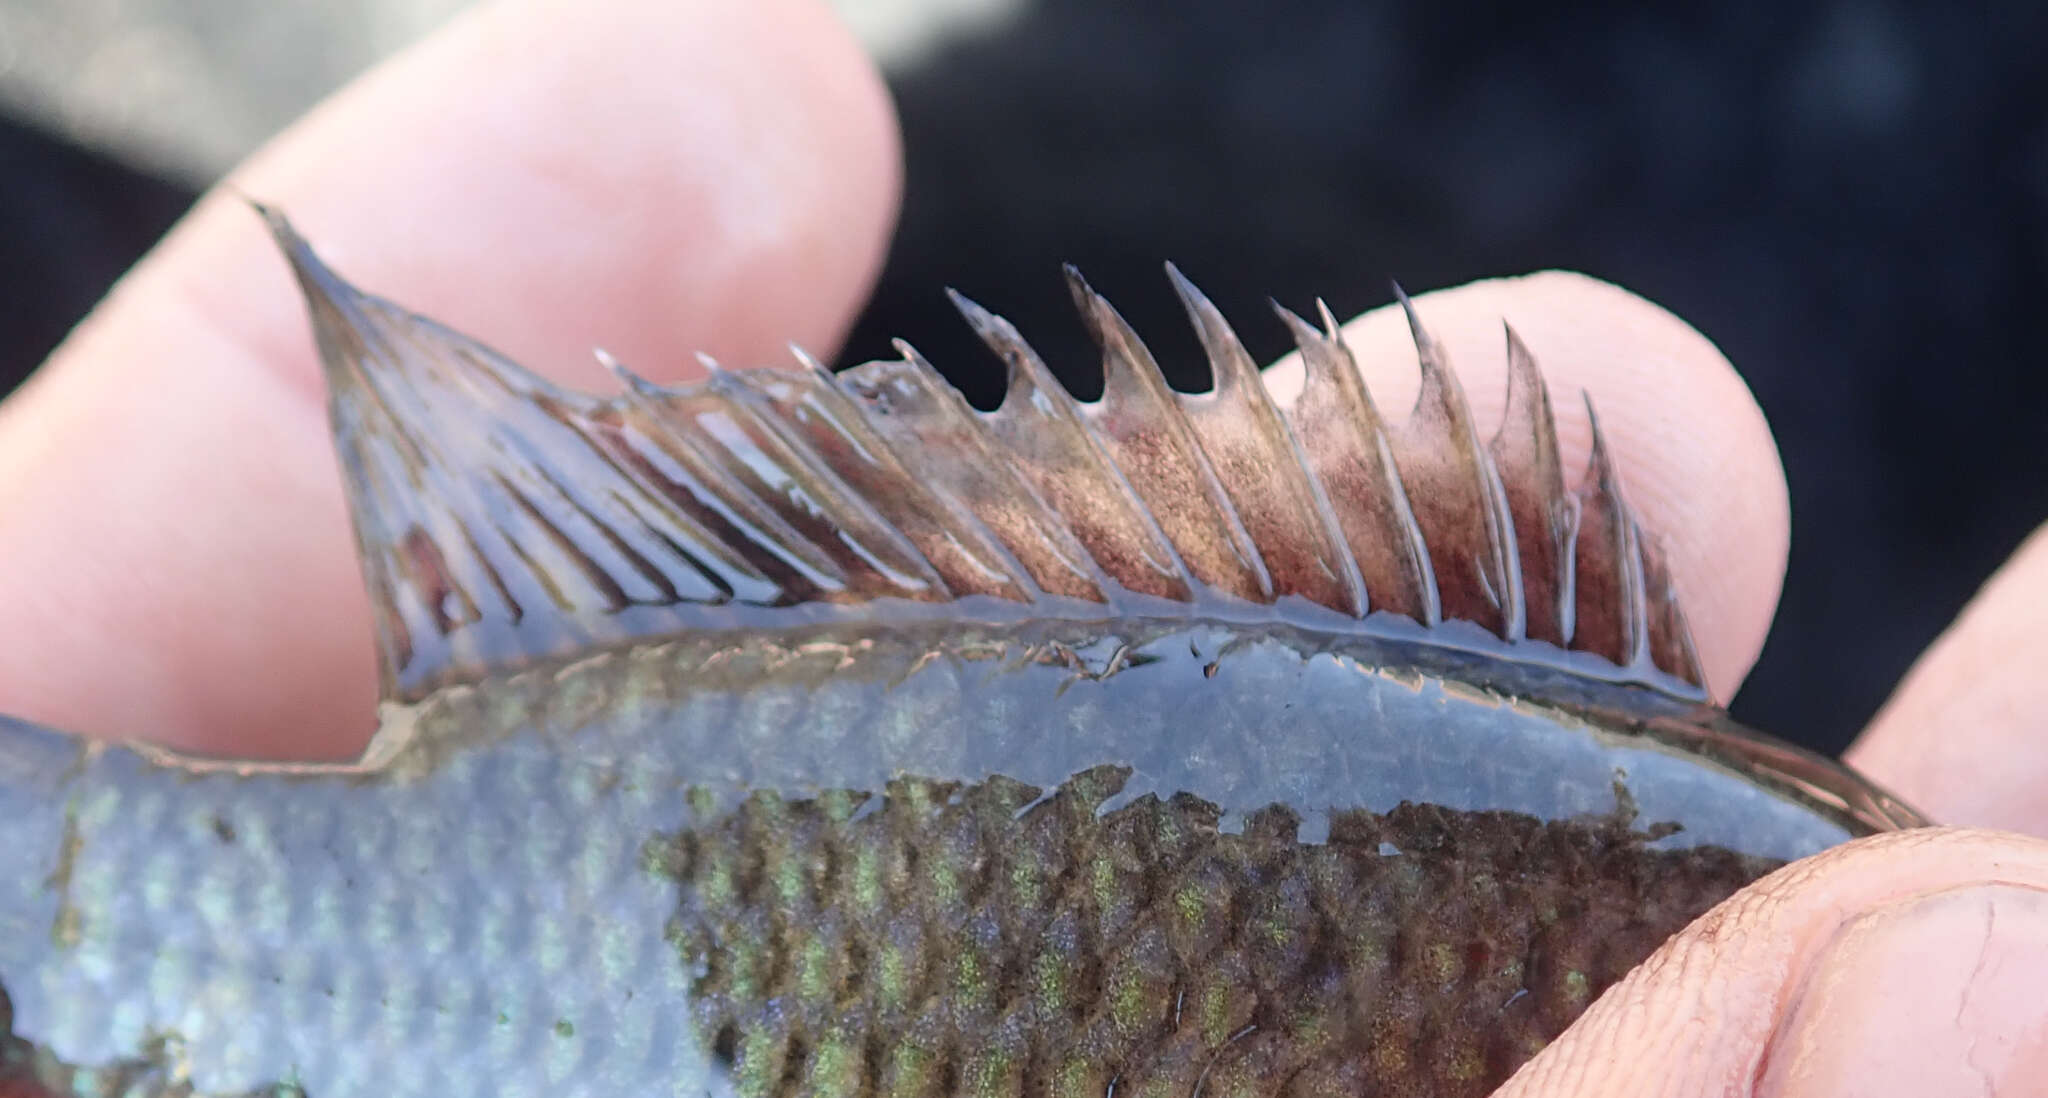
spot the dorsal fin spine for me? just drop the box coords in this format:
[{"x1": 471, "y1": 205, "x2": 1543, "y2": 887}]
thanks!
[
  {"x1": 1391, "y1": 284, "x2": 1527, "y2": 639},
  {"x1": 1573, "y1": 395, "x2": 1654, "y2": 671},
  {"x1": 600, "y1": 387, "x2": 849, "y2": 596},
  {"x1": 948, "y1": 289, "x2": 1199, "y2": 602},
  {"x1": 759, "y1": 353, "x2": 1039, "y2": 603},
  {"x1": 1065, "y1": 267, "x2": 1273, "y2": 602},
  {"x1": 1490, "y1": 322, "x2": 1580, "y2": 649},
  {"x1": 705, "y1": 369, "x2": 949, "y2": 600},
  {"x1": 1279, "y1": 299, "x2": 1442, "y2": 624},
  {"x1": 1165, "y1": 265, "x2": 1365, "y2": 615},
  {"x1": 875, "y1": 340, "x2": 1112, "y2": 602}
]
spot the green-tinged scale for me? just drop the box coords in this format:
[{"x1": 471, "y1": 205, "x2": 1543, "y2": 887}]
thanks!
[{"x1": 0, "y1": 211, "x2": 1924, "y2": 1098}]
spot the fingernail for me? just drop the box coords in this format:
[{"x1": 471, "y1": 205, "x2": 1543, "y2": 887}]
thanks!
[{"x1": 1757, "y1": 882, "x2": 2048, "y2": 1096}]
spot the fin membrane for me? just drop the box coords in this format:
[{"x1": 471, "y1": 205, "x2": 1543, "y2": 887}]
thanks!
[{"x1": 263, "y1": 209, "x2": 1706, "y2": 704}]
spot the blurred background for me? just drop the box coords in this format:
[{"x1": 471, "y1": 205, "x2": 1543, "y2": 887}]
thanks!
[{"x1": 2, "y1": 0, "x2": 2043, "y2": 756}]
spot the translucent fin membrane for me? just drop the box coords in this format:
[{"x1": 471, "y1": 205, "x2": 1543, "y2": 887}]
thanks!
[{"x1": 263, "y1": 209, "x2": 1707, "y2": 703}]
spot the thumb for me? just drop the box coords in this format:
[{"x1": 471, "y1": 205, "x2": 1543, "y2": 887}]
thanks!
[{"x1": 1496, "y1": 828, "x2": 2048, "y2": 1096}]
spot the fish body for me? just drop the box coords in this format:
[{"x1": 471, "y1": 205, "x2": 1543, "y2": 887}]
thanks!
[{"x1": 0, "y1": 216, "x2": 1921, "y2": 1097}]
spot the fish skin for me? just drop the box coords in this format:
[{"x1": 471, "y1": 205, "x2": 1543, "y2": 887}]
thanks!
[
  {"x1": 1, "y1": 625, "x2": 1902, "y2": 1098},
  {"x1": 0, "y1": 216, "x2": 1927, "y2": 1096}
]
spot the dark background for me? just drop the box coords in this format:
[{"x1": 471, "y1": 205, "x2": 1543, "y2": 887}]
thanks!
[{"x1": 3, "y1": 1, "x2": 2043, "y2": 756}]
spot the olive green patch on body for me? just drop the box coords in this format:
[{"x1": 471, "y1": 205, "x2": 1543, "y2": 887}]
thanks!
[{"x1": 654, "y1": 769, "x2": 1781, "y2": 1098}]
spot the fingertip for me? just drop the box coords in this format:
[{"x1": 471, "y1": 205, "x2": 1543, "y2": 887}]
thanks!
[{"x1": 1849, "y1": 522, "x2": 2048, "y2": 835}]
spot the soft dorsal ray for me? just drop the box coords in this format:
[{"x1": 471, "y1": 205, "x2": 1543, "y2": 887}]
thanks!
[{"x1": 262, "y1": 207, "x2": 1708, "y2": 704}]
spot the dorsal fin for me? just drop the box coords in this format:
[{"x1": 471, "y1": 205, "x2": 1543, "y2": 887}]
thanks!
[
  {"x1": 947, "y1": 290, "x2": 1193, "y2": 602},
  {"x1": 1064, "y1": 267, "x2": 1272, "y2": 602},
  {"x1": 262, "y1": 208, "x2": 1710, "y2": 704},
  {"x1": 1489, "y1": 323, "x2": 1578, "y2": 648},
  {"x1": 1164, "y1": 265, "x2": 1364, "y2": 615},
  {"x1": 1269, "y1": 301, "x2": 1439, "y2": 624},
  {"x1": 1387, "y1": 284, "x2": 1525, "y2": 640}
]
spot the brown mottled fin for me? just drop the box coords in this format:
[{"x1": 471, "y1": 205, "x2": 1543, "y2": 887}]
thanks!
[
  {"x1": 262, "y1": 208, "x2": 1709, "y2": 704},
  {"x1": 1490, "y1": 324, "x2": 1577, "y2": 647},
  {"x1": 1388, "y1": 285, "x2": 1524, "y2": 639}
]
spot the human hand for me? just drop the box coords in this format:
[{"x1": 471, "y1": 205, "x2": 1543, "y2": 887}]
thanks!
[{"x1": 0, "y1": 0, "x2": 2040, "y2": 1092}]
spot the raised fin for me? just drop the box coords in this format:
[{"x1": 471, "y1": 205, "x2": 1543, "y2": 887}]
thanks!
[
  {"x1": 1163, "y1": 265, "x2": 1363, "y2": 615},
  {"x1": 1388, "y1": 285, "x2": 1526, "y2": 639},
  {"x1": 264, "y1": 207, "x2": 1711, "y2": 703},
  {"x1": 1570, "y1": 398, "x2": 1703, "y2": 688},
  {"x1": 1064, "y1": 267, "x2": 1272, "y2": 603},
  {"x1": 737, "y1": 346, "x2": 1037, "y2": 603},
  {"x1": 1570, "y1": 398, "x2": 1653, "y2": 674},
  {"x1": 1641, "y1": 541, "x2": 1706, "y2": 688},
  {"x1": 1489, "y1": 323, "x2": 1579, "y2": 648},
  {"x1": 839, "y1": 341, "x2": 1110, "y2": 601},
  {"x1": 1270, "y1": 301, "x2": 1439, "y2": 623},
  {"x1": 947, "y1": 289, "x2": 1193, "y2": 602}
]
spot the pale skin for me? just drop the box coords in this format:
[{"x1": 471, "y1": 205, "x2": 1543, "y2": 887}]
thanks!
[{"x1": 0, "y1": 0, "x2": 2042, "y2": 1093}]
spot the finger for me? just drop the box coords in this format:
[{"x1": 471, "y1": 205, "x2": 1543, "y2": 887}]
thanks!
[
  {"x1": 1847, "y1": 522, "x2": 2048, "y2": 834},
  {"x1": 1265, "y1": 272, "x2": 1789, "y2": 700},
  {"x1": 0, "y1": 0, "x2": 900, "y2": 760},
  {"x1": 1493, "y1": 827, "x2": 2048, "y2": 1097}
]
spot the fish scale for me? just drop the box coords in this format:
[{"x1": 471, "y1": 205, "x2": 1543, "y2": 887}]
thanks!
[
  {"x1": 1, "y1": 210, "x2": 1926, "y2": 1097},
  {"x1": 659, "y1": 767, "x2": 1772, "y2": 1098},
  {"x1": 3, "y1": 622, "x2": 1893, "y2": 1096}
]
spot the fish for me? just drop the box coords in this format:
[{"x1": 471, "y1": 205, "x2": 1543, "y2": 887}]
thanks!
[{"x1": 0, "y1": 207, "x2": 1926, "y2": 1098}]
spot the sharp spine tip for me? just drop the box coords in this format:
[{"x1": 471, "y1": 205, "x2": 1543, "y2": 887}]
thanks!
[
  {"x1": 1062, "y1": 264, "x2": 1101, "y2": 314},
  {"x1": 947, "y1": 288, "x2": 1041, "y2": 399},
  {"x1": 892, "y1": 337, "x2": 939, "y2": 374},
  {"x1": 1388, "y1": 281, "x2": 1446, "y2": 367},
  {"x1": 1165, "y1": 264, "x2": 1252, "y2": 394},
  {"x1": 1581, "y1": 392, "x2": 1620, "y2": 488},
  {"x1": 1384, "y1": 280, "x2": 1449, "y2": 383},
  {"x1": 1270, "y1": 298, "x2": 1316, "y2": 340},
  {"x1": 235, "y1": 187, "x2": 278, "y2": 222},
  {"x1": 1501, "y1": 323, "x2": 1544, "y2": 404},
  {"x1": 1314, "y1": 299, "x2": 1344, "y2": 340},
  {"x1": 596, "y1": 348, "x2": 664, "y2": 397},
  {"x1": 1162, "y1": 261, "x2": 1210, "y2": 312},
  {"x1": 1502, "y1": 322, "x2": 1539, "y2": 367},
  {"x1": 944, "y1": 286, "x2": 1004, "y2": 338},
  {"x1": 786, "y1": 343, "x2": 832, "y2": 377},
  {"x1": 252, "y1": 203, "x2": 332, "y2": 284},
  {"x1": 1273, "y1": 301, "x2": 1341, "y2": 385},
  {"x1": 1162, "y1": 263, "x2": 1223, "y2": 326},
  {"x1": 1062, "y1": 265, "x2": 1121, "y2": 353}
]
